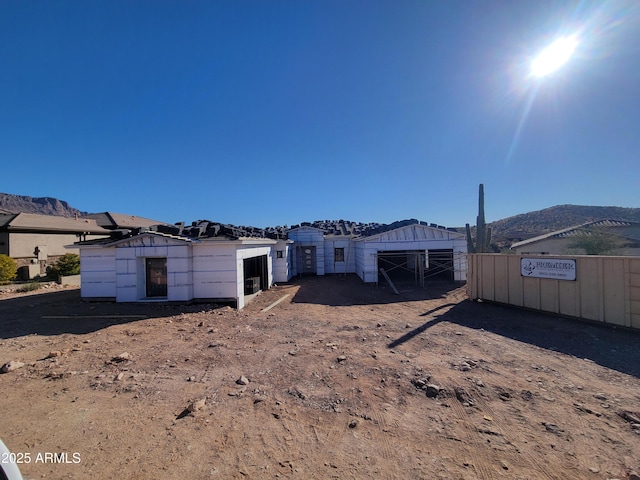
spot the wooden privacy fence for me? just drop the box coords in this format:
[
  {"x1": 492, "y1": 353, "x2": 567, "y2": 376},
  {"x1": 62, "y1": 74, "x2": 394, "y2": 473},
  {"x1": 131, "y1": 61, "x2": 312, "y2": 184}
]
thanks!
[{"x1": 466, "y1": 254, "x2": 640, "y2": 330}]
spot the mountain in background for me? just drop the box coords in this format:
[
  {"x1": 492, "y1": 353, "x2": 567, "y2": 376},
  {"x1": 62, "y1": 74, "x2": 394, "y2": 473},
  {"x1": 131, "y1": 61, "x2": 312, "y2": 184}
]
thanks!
[
  {"x1": 2, "y1": 193, "x2": 639, "y2": 245},
  {"x1": 489, "y1": 205, "x2": 640, "y2": 246},
  {"x1": 0, "y1": 192, "x2": 87, "y2": 217}
]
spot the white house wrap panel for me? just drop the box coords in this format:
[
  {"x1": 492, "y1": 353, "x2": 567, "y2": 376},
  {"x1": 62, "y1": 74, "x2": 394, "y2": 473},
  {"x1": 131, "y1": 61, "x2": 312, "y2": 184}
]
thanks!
[
  {"x1": 287, "y1": 226, "x2": 325, "y2": 276},
  {"x1": 112, "y1": 235, "x2": 194, "y2": 302},
  {"x1": 75, "y1": 232, "x2": 278, "y2": 308},
  {"x1": 285, "y1": 223, "x2": 466, "y2": 283},
  {"x1": 236, "y1": 245, "x2": 274, "y2": 309},
  {"x1": 272, "y1": 240, "x2": 293, "y2": 283},
  {"x1": 323, "y1": 236, "x2": 356, "y2": 274},
  {"x1": 192, "y1": 243, "x2": 238, "y2": 301},
  {"x1": 354, "y1": 224, "x2": 467, "y2": 283},
  {"x1": 79, "y1": 248, "x2": 116, "y2": 299}
]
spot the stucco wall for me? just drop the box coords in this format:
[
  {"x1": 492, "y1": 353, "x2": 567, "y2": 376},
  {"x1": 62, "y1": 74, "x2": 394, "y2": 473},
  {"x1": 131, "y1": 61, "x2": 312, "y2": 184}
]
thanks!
[{"x1": 9, "y1": 232, "x2": 106, "y2": 258}]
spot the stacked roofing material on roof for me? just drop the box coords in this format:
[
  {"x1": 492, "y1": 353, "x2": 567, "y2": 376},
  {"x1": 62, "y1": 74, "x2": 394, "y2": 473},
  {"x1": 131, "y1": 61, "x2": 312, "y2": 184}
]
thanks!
[
  {"x1": 151, "y1": 220, "x2": 288, "y2": 240},
  {"x1": 288, "y1": 218, "x2": 458, "y2": 237},
  {"x1": 82, "y1": 218, "x2": 461, "y2": 246}
]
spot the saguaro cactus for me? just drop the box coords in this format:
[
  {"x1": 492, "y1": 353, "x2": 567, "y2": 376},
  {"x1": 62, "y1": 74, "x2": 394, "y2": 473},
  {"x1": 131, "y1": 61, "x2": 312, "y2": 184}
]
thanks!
[{"x1": 466, "y1": 184, "x2": 492, "y2": 253}]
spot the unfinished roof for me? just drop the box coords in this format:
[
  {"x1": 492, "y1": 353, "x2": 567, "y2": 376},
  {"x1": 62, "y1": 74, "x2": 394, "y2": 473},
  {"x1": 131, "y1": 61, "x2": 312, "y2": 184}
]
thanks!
[
  {"x1": 355, "y1": 222, "x2": 465, "y2": 242},
  {"x1": 82, "y1": 212, "x2": 170, "y2": 229},
  {"x1": 0, "y1": 212, "x2": 110, "y2": 234},
  {"x1": 74, "y1": 219, "x2": 287, "y2": 247},
  {"x1": 152, "y1": 220, "x2": 288, "y2": 240},
  {"x1": 74, "y1": 230, "x2": 200, "y2": 248},
  {"x1": 72, "y1": 217, "x2": 462, "y2": 247},
  {"x1": 289, "y1": 218, "x2": 459, "y2": 238}
]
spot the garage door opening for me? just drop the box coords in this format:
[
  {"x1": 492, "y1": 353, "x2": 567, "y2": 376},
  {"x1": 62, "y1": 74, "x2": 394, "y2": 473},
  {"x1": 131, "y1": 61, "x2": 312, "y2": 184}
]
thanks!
[
  {"x1": 243, "y1": 255, "x2": 268, "y2": 295},
  {"x1": 425, "y1": 249, "x2": 454, "y2": 281},
  {"x1": 377, "y1": 250, "x2": 426, "y2": 286},
  {"x1": 377, "y1": 249, "x2": 455, "y2": 287}
]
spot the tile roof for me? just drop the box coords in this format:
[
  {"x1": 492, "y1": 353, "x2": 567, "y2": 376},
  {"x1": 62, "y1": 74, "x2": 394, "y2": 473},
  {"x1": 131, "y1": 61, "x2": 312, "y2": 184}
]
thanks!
[
  {"x1": 82, "y1": 212, "x2": 170, "y2": 229},
  {"x1": 0, "y1": 212, "x2": 110, "y2": 234}
]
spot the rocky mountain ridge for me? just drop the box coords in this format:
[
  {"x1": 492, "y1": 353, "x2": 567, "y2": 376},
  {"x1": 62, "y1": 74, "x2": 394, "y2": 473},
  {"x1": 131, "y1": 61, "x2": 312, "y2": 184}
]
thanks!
[
  {"x1": 489, "y1": 204, "x2": 640, "y2": 242},
  {"x1": 0, "y1": 193, "x2": 87, "y2": 217},
  {"x1": 2, "y1": 193, "x2": 638, "y2": 243}
]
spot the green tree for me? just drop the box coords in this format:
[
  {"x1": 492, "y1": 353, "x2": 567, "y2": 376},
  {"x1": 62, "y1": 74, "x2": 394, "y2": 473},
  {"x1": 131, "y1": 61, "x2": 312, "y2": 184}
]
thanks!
[
  {"x1": 0, "y1": 254, "x2": 18, "y2": 283},
  {"x1": 47, "y1": 253, "x2": 81, "y2": 278}
]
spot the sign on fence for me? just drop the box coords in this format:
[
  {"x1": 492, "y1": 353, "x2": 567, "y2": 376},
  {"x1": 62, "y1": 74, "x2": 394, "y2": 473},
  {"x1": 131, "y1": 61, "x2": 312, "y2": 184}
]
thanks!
[{"x1": 520, "y1": 258, "x2": 576, "y2": 281}]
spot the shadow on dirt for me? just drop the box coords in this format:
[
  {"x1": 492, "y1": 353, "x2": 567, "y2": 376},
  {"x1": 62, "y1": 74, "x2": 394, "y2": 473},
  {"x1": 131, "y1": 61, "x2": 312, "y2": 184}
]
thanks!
[
  {"x1": 0, "y1": 289, "x2": 223, "y2": 339},
  {"x1": 290, "y1": 274, "x2": 460, "y2": 306},
  {"x1": 389, "y1": 299, "x2": 640, "y2": 379}
]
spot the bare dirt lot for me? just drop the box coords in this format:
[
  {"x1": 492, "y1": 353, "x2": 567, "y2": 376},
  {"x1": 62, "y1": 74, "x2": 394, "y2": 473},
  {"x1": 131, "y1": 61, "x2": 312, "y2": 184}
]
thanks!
[{"x1": 1, "y1": 275, "x2": 640, "y2": 480}]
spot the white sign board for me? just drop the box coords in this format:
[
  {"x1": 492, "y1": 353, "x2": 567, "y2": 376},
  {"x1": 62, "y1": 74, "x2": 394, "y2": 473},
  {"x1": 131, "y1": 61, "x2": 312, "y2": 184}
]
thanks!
[{"x1": 520, "y1": 258, "x2": 576, "y2": 281}]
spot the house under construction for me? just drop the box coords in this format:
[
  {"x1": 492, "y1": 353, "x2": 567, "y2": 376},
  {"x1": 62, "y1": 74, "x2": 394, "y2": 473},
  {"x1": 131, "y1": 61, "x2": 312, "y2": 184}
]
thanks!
[{"x1": 73, "y1": 219, "x2": 467, "y2": 308}]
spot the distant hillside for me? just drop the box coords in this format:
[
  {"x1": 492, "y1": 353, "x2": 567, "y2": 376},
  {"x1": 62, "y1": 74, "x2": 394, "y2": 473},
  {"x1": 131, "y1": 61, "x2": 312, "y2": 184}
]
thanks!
[
  {"x1": 2, "y1": 193, "x2": 639, "y2": 246},
  {"x1": 0, "y1": 193, "x2": 87, "y2": 217},
  {"x1": 489, "y1": 205, "x2": 640, "y2": 244}
]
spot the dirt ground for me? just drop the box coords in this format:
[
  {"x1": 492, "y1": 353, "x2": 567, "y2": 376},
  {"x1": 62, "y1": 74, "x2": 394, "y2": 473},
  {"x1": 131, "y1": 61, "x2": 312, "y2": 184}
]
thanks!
[{"x1": 1, "y1": 275, "x2": 639, "y2": 480}]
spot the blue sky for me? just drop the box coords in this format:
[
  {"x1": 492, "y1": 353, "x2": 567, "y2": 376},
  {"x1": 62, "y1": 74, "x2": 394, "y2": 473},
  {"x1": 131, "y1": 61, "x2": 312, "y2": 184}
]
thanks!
[{"x1": 1, "y1": 1, "x2": 638, "y2": 228}]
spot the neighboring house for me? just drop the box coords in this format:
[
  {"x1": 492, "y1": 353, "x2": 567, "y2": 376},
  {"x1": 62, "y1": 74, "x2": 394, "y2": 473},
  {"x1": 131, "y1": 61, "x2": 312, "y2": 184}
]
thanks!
[
  {"x1": 510, "y1": 220, "x2": 640, "y2": 256},
  {"x1": 73, "y1": 219, "x2": 466, "y2": 308},
  {"x1": 82, "y1": 212, "x2": 170, "y2": 230},
  {"x1": 0, "y1": 213, "x2": 110, "y2": 278}
]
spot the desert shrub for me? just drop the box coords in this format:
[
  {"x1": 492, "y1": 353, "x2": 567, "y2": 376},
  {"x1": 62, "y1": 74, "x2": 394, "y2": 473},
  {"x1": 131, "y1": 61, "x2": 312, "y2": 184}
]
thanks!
[
  {"x1": 17, "y1": 281, "x2": 42, "y2": 292},
  {"x1": 567, "y1": 232, "x2": 621, "y2": 255},
  {"x1": 0, "y1": 254, "x2": 17, "y2": 283},
  {"x1": 47, "y1": 253, "x2": 80, "y2": 278}
]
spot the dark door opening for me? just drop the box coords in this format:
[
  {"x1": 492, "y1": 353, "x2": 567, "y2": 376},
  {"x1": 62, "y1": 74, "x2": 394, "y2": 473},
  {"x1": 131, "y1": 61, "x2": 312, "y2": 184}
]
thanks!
[
  {"x1": 297, "y1": 246, "x2": 317, "y2": 275},
  {"x1": 145, "y1": 258, "x2": 167, "y2": 297},
  {"x1": 243, "y1": 255, "x2": 268, "y2": 295}
]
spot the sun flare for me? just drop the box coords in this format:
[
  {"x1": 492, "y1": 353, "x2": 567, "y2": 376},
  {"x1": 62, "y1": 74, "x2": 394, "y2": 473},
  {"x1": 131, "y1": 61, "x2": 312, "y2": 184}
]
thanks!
[{"x1": 531, "y1": 36, "x2": 578, "y2": 77}]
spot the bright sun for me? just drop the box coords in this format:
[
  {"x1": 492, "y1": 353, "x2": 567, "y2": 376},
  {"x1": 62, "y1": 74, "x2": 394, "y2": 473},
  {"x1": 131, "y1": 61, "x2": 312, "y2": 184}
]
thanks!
[{"x1": 531, "y1": 36, "x2": 578, "y2": 77}]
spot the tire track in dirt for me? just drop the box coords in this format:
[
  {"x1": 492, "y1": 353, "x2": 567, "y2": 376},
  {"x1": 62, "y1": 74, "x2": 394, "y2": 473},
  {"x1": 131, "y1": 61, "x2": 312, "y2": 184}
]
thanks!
[
  {"x1": 471, "y1": 390, "x2": 561, "y2": 480},
  {"x1": 277, "y1": 409, "x2": 333, "y2": 477},
  {"x1": 446, "y1": 389, "x2": 495, "y2": 480},
  {"x1": 254, "y1": 414, "x2": 302, "y2": 476},
  {"x1": 218, "y1": 415, "x2": 254, "y2": 478},
  {"x1": 461, "y1": 340, "x2": 592, "y2": 480},
  {"x1": 366, "y1": 402, "x2": 403, "y2": 480},
  {"x1": 274, "y1": 360, "x2": 356, "y2": 478}
]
